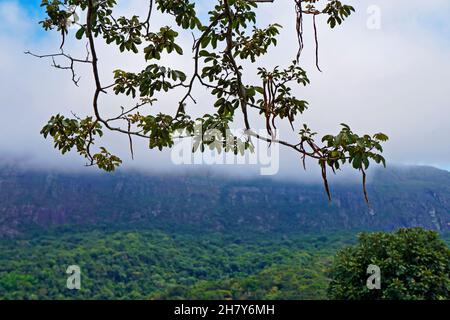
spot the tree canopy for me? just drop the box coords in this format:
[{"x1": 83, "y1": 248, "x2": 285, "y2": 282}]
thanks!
[
  {"x1": 29, "y1": 0, "x2": 389, "y2": 201},
  {"x1": 328, "y1": 228, "x2": 450, "y2": 300}
]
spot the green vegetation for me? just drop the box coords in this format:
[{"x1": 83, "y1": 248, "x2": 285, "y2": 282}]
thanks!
[
  {"x1": 1, "y1": 228, "x2": 448, "y2": 300},
  {"x1": 0, "y1": 229, "x2": 356, "y2": 300},
  {"x1": 328, "y1": 228, "x2": 450, "y2": 300}
]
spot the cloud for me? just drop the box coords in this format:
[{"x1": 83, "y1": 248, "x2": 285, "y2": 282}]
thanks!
[{"x1": 0, "y1": 0, "x2": 449, "y2": 179}]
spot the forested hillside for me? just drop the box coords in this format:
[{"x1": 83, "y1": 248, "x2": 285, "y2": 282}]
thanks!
[
  {"x1": 0, "y1": 230, "x2": 357, "y2": 300},
  {"x1": 0, "y1": 228, "x2": 448, "y2": 300},
  {"x1": 0, "y1": 164, "x2": 449, "y2": 299}
]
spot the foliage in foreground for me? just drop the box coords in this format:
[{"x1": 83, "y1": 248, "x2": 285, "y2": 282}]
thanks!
[
  {"x1": 31, "y1": 0, "x2": 388, "y2": 201},
  {"x1": 328, "y1": 228, "x2": 450, "y2": 300}
]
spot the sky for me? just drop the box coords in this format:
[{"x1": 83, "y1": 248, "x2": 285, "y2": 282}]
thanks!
[{"x1": 0, "y1": 0, "x2": 449, "y2": 180}]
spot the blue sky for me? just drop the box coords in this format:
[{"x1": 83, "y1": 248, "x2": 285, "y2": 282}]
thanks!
[
  {"x1": 0, "y1": 0, "x2": 45, "y2": 38},
  {"x1": 10, "y1": 0, "x2": 450, "y2": 43}
]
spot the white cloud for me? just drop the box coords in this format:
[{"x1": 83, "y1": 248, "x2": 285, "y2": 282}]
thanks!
[{"x1": 0, "y1": 0, "x2": 449, "y2": 178}]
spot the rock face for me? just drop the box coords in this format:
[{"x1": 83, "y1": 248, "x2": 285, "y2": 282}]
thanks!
[{"x1": 0, "y1": 165, "x2": 449, "y2": 236}]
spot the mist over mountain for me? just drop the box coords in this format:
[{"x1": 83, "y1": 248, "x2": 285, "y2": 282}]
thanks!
[{"x1": 1, "y1": 163, "x2": 449, "y2": 238}]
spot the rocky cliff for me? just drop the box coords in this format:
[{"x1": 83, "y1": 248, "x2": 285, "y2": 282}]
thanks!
[{"x1": 0, "y1": 165, "x2": 449, "y2": 236}]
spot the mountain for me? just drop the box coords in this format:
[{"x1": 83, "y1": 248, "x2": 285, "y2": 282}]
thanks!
[{"x1": 0, "y1": 165, "x2": 449, "y2": 237}]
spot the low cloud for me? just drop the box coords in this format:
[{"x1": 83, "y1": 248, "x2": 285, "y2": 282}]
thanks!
[{"x1": 0, "y1": 0, "x2": 449, "y2": 180}]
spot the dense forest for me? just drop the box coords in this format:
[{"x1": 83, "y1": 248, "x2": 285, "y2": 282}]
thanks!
[
  {"x1": 0, "y1": 227, "x2": 448, "y2": 300},
  {"x1": 0, "y1": 229, "x2": 358, "y2": 300}
]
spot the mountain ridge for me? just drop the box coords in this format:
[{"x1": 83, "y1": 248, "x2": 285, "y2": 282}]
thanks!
[{"x1": 0, "y1": 164, "x2": 449, "y2": 237}]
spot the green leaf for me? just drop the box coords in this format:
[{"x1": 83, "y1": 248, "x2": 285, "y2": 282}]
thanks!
[{"x1": 75, "y1": 27, "x2": 85, "y2": 40}]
